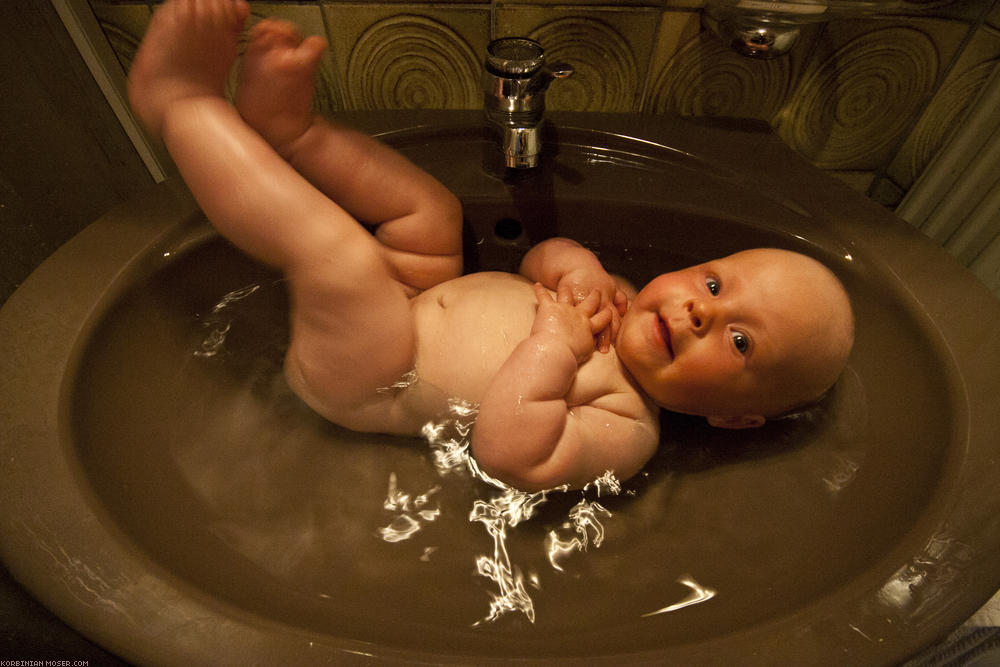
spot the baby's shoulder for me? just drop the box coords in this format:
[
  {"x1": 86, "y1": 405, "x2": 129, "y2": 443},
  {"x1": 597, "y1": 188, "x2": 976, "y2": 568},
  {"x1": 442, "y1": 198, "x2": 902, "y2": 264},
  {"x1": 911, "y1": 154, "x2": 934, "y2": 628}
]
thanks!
[{"x1": 575, "y1": 352, "x2": 660, "y2": 424}]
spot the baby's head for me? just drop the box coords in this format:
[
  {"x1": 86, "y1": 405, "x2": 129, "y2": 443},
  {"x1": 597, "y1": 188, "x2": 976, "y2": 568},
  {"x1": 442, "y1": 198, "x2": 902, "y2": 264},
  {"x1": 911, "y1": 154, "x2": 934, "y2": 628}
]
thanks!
[{"x1": 616, "y1": 248, "x2": 854, "y2": 428}]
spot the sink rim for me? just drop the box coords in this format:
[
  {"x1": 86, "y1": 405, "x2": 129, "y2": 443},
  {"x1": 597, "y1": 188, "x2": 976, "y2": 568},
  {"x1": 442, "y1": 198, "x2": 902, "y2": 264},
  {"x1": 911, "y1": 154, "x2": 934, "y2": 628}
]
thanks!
[{"x1": 1, "y1": 111, "x2": 999, "y2": 665}]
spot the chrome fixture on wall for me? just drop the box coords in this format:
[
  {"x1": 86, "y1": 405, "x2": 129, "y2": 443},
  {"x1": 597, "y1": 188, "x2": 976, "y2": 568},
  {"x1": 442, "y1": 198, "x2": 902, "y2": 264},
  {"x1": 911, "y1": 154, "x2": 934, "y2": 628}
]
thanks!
[{"x1": 703, "y1": 1, "x2": 902, "y2": 59}]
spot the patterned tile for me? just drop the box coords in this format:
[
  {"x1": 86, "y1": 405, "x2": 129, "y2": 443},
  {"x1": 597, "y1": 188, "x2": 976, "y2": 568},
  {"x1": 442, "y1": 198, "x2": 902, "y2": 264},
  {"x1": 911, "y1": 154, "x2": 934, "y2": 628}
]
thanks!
[
  {"x1": 322, "y1": 4, "x2": 488, "y2": 110},
  {"x1": 888, "y1": 24, "x2": 1000, "y2": 189},
  {"x1": 775, "y1": 18, "x2": 967, "y2": 170},
  {"x1": 89, "y1": 1, "x2": 151, "y2": 72}
]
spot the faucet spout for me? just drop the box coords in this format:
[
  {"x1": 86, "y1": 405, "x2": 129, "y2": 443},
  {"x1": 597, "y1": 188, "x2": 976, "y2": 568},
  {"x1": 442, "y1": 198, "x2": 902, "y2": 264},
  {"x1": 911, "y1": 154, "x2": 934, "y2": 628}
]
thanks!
[{"x1": 482, "y1": 38, "x2": 573, "y2": 169}]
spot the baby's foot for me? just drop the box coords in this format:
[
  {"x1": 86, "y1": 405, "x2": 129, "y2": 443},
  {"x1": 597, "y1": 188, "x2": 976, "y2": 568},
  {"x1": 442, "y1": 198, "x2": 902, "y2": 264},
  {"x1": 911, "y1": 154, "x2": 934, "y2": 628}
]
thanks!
[
  {"x1": 128, "y1": 0, "x2": 250, "y2": 136},
  {"x1": 235, "y1": 19, "x2": 328, "y2": 151}
]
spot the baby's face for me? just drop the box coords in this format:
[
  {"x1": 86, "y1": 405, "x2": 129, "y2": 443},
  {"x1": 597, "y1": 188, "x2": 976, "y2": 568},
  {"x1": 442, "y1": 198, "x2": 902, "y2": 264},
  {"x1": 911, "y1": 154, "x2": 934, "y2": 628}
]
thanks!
[{"x1": 616, "y1": 248, "x2": 853, "y2": 422}]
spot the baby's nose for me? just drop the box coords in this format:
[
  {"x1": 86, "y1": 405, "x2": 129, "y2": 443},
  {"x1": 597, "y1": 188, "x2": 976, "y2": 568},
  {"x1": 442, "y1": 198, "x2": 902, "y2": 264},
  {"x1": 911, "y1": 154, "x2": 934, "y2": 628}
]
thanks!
[{"x1": 685, "y1": 299, "x2": 712, "y2": 331}]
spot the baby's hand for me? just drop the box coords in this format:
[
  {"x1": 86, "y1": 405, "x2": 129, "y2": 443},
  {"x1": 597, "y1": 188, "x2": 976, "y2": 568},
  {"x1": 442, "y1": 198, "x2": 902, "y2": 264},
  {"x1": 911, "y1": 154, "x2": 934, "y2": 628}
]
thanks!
[
  {"x1": 557, "y1": 267, "x2": 629, "y2": 353},
  {"x1": 531, "y1": 283, "x2": 613, "y2": 363}
]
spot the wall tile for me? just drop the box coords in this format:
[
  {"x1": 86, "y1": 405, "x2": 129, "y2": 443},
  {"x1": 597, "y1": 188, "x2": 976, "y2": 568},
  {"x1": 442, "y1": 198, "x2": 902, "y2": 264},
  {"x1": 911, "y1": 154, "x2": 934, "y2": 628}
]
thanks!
[
  {"x1": 887, "y1": 25, "x2": 1000, "y2": 190},
  {"x1": 775, "y1": 18, "x2": 967, "y2": 170},
  {"x1": 322, "y1": 4, "x2": 487, "y2": 110},
  {"x1": 495, "y1": 6, "x2": 662, "y2": 112},
  {"x1": 88, "y1": 1, "x2": 150, "y2": 71}
]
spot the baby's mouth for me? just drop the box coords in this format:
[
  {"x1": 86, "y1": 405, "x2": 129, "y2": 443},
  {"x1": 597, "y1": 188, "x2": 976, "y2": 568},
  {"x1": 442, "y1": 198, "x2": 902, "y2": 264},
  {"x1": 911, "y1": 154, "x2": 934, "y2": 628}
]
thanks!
[{"x1": 656, "y1": 315, "x2": 674, "y2": 359}]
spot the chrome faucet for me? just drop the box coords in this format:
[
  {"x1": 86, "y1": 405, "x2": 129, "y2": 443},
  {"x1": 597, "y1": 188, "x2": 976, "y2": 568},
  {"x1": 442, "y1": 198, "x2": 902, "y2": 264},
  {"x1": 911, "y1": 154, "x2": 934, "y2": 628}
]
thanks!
[{"x1": 482, "y1": 38, "x2": 573, "y2": 169}]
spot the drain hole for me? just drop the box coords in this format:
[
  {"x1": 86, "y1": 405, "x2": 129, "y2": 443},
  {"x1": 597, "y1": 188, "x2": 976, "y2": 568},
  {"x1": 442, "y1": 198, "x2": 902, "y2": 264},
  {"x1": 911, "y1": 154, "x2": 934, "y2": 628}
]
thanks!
[{"x1": 494, "y1": 218, "x2": 523, "y2": 241}]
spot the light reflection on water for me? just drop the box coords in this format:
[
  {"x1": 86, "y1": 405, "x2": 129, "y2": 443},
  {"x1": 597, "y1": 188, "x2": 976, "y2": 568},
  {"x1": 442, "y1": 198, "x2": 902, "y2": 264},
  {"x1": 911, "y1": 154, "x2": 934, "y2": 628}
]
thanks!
[
  {"x1": 391, "y1": 397, "x2": 627, "y2": 625},
  {"x1": 193, "y1": 283, "x2": 263, "y2": 358}
]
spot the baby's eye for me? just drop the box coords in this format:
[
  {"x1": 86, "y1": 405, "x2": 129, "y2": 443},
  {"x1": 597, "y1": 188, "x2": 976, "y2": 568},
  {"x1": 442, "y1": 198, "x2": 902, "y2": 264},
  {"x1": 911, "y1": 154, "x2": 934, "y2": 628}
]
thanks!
[
  {"x1": 705, "y1": 277, "x2": 721, "y2": 296},
  {"x1": 731, "y1": 330, "x2": 750, "y2": 355}
]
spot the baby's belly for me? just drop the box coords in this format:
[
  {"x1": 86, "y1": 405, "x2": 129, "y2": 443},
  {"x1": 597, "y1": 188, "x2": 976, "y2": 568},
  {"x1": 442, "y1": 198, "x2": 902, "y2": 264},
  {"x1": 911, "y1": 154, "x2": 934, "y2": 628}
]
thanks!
[{"x1": 411, "y1": 272, "x2": 539, "y2": 403}]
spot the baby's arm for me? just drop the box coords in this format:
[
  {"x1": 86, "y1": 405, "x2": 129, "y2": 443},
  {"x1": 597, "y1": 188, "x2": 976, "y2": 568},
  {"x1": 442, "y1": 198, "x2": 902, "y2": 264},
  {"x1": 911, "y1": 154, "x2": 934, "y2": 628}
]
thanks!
[
  {"x1": 520, "y1": 238, "x2": 628, "y2": 351},
  {"x1": 472, "y1": 284, "x2": 655, "y2": 491}
]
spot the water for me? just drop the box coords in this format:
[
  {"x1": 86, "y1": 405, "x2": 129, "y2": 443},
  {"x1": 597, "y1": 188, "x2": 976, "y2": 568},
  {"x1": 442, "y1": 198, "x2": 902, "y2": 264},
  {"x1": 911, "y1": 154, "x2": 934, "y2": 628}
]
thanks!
[
  {"x1": 387, "y1": 396, "x2": 718, "y2": 625},
  {"x1": 155, "y1": 264, "x2": 931, "y2": 639},
  {"x1": 193, "y1": 280, "x2": 722, "y2": 627},
  {"x1": 68, "y1": 207, "x2": 961, "y2": 658}
]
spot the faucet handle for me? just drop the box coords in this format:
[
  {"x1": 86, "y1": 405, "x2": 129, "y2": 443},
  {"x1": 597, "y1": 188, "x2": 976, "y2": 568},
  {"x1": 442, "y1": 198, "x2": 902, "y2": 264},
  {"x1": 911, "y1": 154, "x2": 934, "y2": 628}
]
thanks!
[{"x1": 546, "y1": 63, "x2": 574, "y2": 80}]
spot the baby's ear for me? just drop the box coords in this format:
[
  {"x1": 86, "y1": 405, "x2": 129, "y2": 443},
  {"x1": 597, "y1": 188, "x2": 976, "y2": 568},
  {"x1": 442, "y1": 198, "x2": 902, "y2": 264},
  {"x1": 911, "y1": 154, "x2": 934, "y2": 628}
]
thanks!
[{"x1": 707, "y1": 414, "x2": 766, "y2": 429}]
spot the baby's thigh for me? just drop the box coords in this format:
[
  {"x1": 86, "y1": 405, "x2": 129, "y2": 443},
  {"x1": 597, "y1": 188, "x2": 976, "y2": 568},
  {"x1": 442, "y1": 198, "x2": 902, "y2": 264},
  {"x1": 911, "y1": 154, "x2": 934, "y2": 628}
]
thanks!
[{"x1": 283, "y1": 272, "x2": 417, "y2": 421}]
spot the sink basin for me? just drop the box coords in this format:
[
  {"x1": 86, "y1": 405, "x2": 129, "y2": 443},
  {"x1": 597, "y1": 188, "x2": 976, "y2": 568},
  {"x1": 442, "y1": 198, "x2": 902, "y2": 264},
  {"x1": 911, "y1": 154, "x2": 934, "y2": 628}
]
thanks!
[{"x1": 2, "y1": 111, "x2": 998, "y2": 664}]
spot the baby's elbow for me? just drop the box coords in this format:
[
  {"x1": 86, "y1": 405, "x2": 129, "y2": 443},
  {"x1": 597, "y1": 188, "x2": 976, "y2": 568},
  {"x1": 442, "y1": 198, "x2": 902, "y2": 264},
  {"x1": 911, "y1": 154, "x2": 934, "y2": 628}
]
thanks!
[
  {"x1": 477, "y1": 461, "x2": 569, "y2": 493},
  {"x1": 470, "y1": 439, "x2": 578, "y2": 492}
]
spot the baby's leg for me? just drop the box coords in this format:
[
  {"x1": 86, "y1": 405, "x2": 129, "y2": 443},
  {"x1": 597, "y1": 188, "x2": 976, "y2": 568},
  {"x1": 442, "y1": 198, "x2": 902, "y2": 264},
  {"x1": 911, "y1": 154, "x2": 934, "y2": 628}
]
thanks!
[
  {"x1": 128, "y1": 0, "x2": 418, "y2": 422},
  {"x1": 236, "y1": 20, "x2": 463, "y2": 294}
]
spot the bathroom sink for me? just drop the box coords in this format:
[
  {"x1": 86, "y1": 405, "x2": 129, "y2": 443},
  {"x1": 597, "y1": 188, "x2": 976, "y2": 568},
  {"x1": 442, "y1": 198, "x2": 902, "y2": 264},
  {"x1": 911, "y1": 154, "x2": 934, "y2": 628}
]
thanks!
[{"x1": 1, "y1": 111, "x2": 998, "y2": 665}]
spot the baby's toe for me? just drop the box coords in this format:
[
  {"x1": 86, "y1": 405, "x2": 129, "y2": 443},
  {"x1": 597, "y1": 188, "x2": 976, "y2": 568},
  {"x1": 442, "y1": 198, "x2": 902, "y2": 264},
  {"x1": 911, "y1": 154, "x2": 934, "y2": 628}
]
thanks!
[
  {"x1": 295, "y1": 35, "x2": 328, "y2": 64},
  {"x1": 249, "y1": 17, "x2": 303, "y2": 50}
]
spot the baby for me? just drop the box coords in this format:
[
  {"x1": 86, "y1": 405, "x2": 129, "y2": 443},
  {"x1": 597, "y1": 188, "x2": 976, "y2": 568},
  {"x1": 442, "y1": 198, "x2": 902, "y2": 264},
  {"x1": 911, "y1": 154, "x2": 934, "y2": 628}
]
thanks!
[{"x1": 128, "y1": 0, "x2": 854, "y2": 491}]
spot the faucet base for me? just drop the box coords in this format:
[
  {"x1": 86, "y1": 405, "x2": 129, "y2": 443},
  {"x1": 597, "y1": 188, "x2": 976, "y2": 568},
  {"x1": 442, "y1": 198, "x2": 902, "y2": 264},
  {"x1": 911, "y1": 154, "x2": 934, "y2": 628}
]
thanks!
[{"x1": 501, "y1": 126, "x2": 541, "y2": 169}]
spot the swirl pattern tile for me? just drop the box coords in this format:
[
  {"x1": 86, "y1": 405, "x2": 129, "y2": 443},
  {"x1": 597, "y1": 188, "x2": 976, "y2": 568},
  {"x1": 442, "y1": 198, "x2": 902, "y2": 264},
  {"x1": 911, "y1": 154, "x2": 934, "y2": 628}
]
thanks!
[
  {"x1": 903, "y1": 59, "x2": 998, "y2": 183},
  {"x1": 346, "y1": 15, "x2": 479, "y2": 110},
  {"x1": 645, "y1": 33, "x2": 793, "y2": 121},
  {"x1": 529, "y1": 18, "x2": 639, "y2": 112},
  {"x1": 779, "y1": 26, "x2": 939, "y2": 169}
]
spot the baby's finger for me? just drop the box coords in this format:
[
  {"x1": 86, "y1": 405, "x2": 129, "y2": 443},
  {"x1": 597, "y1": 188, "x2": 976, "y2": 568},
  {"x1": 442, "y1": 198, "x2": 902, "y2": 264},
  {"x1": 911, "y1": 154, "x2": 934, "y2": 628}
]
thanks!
[
  {"x1": 589, "y1": 306, "x2": 613, "y2": 335},
  {"x1": 577, "y1": 288, "x2": 602, "y2": 315},
  {"x1": 608, "y1": 308, "x2": 622, "y2": 349},
  {"x1": 613, "y1": 289, "x2": 629, "y2": 316},
  {"x1": 533, "y1": 282, "x2": 554, "y2": 304},
  {"x1": 596, "y1": 327, "x2": 611, "y2": 354},
  {"x1": 556, "y1": 281, "x2": 575, "y2": 304}
]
